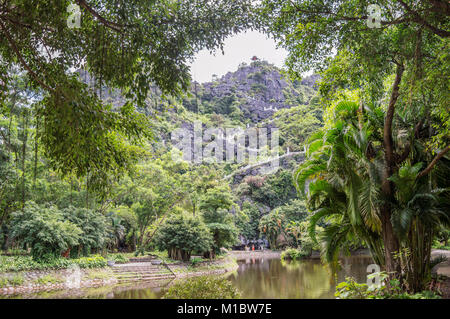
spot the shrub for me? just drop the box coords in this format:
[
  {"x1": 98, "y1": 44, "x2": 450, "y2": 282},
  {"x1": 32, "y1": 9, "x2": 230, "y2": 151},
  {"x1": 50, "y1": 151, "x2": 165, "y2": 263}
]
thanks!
[
  {"x1": 163, "y1": 276, "x2": 240, "y2": 299},
  {"x1": 335, "y1": 276, "x2": 442, "y2": 299},
  {"x1": 259, "y1": 209, "x2": 285, "y2": 248},
  {"x1": 154, "y1": 213, "x2": 213, "y2": 261},
  {"x1": 190, "y1": 257, "x2": 203, "y2": 267},
  {"x1": 432, "y1": 240, "x2": 450, "y2": 250},
  {"x1": 72, "y1": 255, "x2": 108, "y2": 268},
  {"x1": 9, "y1": 275, "x2": 24, "y2": 286},
  {"x1": 107, "y1": 253, "x2": 129, "y2": 264},
  {"x1": 334, "y1": 277, "x2": 372, "y2": 299},
  {"x1": 8, "y1": 202, "x2": 111, "y2": 262},
  {"x1": 0, "y1": 255, "x2": 107, "y2": 272},
  {"x1": 284, "y1": 219, "x2": 322, "y2": 252},
  {"x1": 62, "y1": 206, "x2": 110, "y2": 257},
  {"x1": 0, "y1": 277, "x2": 8, "y2": 288},
  {"x1": 9, "y1": 202, "x2": 82, "y2": 261},
  {"x1": 202, "y1": 209, "x2": 238, "y2": 256},
  {"x1": 0, "y1": 275, "x2": 24, "y2": 287},
  {"x1": 34, "y1": 275, "x2": 62, "y2": 285},
  {"x1": 243, "y1": 176, "x2": 265, "y2": 188},
  {"x1": 281, "y1": 248, "x2": 310, "y2": 260},
  {"x1": 0, "y1": 255, "x2": 68, "y2": 272}
]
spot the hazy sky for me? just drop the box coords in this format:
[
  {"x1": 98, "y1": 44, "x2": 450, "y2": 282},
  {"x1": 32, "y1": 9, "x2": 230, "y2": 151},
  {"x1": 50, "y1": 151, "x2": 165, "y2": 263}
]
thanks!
[{"x1": 189, "y1": 30, "x2": 288, "y2": 83}]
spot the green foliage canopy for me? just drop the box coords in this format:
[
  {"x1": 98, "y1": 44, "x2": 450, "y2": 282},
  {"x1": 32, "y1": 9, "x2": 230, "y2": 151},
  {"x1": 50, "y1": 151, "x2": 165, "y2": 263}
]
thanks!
[
  {"x1": 0, "y1": 0, "x2": 255, "y2": 186},
  {"x1": 154, "y1": 213, "x2": 213, "y2": 261},
  {"x1": 10, "y1": 202, "x2": 82, "y2": 260},
  {"x1": 163, "y1": 275, "x2": 241, "y2": 299}
]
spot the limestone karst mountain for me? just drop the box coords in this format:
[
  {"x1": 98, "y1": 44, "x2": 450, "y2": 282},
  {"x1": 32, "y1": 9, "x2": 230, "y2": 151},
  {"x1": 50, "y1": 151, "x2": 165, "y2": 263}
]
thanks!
[{"x1": 183, "y1": 59, "x2": 319, "y2": 122}]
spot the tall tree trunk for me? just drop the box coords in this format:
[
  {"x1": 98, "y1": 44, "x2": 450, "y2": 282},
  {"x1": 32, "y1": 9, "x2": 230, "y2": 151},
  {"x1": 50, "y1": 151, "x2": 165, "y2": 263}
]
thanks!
[
  {"x1": 85, "y1": 174, "x2": 89, "y2": 209},
  {"x1": 70, "y1": 178, "x2": 73, "y2": 205},
  {"x1": 21, "y1": 111, "x2": 28, "y2": 207},
  {"x1": 33, "y1": 116, "x2": 38, "y2": 187},
  {"x1": 381, "y1": 63, "x2": 404, "y2": 275}
]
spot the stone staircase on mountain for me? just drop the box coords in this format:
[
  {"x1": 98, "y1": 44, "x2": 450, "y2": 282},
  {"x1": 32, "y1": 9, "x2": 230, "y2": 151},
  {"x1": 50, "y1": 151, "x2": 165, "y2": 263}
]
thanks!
[{"x1": 112, "y1": 258, "x2": 175, "y2": 284}]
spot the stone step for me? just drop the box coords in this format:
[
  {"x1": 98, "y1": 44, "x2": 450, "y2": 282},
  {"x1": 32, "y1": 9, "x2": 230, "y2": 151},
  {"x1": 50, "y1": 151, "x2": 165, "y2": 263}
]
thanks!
[
  {"x1": 112, "y1": 266, "x2": 162, "y2": 271},
  {"x1": 115, "y1": 271, "x2": 172, "y2": 278},
  {"x1": 113, "y1": 269, "x2": 171, "y2": 274},
  {"x1": 112, "y1": 265, "x2": 163, "y2": 269},
  {"x1": 112, "y1": 266, "x2": 162, "y2": 270},
  {"x1": 112, "y1": 268, "x2": 166, "y2": 273},
  {"x1": 110, "y1": 261, "x2": 174, "y2": 281},
  {"x1": 128, "y1": 257, "x2": 155, "y2": 262},
  {"x1": 118, "y1": 277, "x2": 174, "y2": 283},
  {"x1": 112, "y1": 265, "x2": 162, "y2": 269},
  {"x1": 116, "y1": 273, "x2": 173, "y2": 279},
  {"x1": 117, "y1": 274, "x2": 175, "y2": 283}
]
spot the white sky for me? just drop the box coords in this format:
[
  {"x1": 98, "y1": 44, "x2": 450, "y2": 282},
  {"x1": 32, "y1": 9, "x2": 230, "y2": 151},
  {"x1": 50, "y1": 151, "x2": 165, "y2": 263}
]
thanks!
[{"x1": 189, "y1": 30, "x2": 289, "y2": 83}]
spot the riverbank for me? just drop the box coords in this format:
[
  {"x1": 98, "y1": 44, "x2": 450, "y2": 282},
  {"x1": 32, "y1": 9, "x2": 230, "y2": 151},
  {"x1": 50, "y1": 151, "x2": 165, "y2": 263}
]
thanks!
[
  {"x1": 229, "y1": 249, "x2": 281, "y2": 259},
  {"x1": 0, "y1": 254, "x2": 238, "y2": 297},
  {"x1": 168, "y1": 256, "x2": 238, "y2": 278},
  {"x1": 431, "y1": 250, "x2": 450, "y2": 299},
  {"x1": 0, "y1": 267, "x2": 117, "y2": 296},
  {"x1": 1, "y1": 249, "x2": 448, "y2": 298},
  {"x1": 431, "y1": 249, "x2": 450, "y2": 277}
]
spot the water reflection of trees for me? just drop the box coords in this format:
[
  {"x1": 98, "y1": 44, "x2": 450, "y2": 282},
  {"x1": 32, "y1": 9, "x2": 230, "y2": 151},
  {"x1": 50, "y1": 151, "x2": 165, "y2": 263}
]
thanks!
[{"x1": 229, "y1": 256, "x2": 373, "y2": 299}]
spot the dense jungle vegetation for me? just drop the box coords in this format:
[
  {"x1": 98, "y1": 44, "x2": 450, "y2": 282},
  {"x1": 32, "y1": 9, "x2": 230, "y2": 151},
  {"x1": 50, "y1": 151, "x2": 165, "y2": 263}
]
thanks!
[{"x1": 0, "y1": 0, "x2": 449, "y2": 297}]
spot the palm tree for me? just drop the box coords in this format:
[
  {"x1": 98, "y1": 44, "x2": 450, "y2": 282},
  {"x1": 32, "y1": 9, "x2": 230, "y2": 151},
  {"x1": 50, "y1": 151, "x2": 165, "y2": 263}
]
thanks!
[
  {"x1": 295, "y1": 101, "x2": 384, "y2": 266},
  {"x1": 108, "y1": 214, "x2": 125, "y2": 251},
  {"x1": 295, "y1": 100, "x2": 449, "y2": 292}
]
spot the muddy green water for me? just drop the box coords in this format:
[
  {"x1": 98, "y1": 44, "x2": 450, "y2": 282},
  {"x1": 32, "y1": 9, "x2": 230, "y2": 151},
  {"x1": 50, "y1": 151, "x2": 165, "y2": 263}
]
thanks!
[
  {"x1": 226, "y1": 255, "x2": 373, "y2": 299},
  {"x1": 6, "y1": 255, "x2": 373, "y2": 299}
]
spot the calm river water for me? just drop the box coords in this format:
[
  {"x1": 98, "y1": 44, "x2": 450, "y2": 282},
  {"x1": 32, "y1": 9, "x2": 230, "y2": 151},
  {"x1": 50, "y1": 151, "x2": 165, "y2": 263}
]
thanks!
[
  {"x1": 226, "y1": 255, "x2": 373, "y2": 299},
  {"x1": 7, "y1": 255, "x2": 373, "y2": 299}
]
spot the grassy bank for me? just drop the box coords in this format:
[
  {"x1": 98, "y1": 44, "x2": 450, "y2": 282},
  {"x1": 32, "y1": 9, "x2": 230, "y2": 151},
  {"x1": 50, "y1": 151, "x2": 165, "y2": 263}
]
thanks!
[
  {"x1": 0, "y1": 255, "x2": 108, "y2": 272},
  {"x1": 169, "y1": 256, "x2": 239, "y2": 276},
  {"x1": 0, "y1": 251, "x2": 239, "y2": 296}
]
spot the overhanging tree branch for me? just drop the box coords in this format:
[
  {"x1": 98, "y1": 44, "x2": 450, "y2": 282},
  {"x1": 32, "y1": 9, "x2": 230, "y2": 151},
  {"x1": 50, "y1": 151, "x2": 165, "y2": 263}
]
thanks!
[
  {"x1": 0, "y1": 20, "x2": 53, "y2": 92},
  {"x1": 398, "y1": 0, "x2": 450, "y2": 37},
  {"x1": 417, "y1": 145, "x2": 450, "y2": 178},
  {"x1": 76, "y1": 0, "x2": 123, "y2": 32},
  {"x1": 288, "y1": 1, "x2": 449, "y2": 37},
  {"x1": 427, "y1": 0, "x2": 450, "y2": 16}
]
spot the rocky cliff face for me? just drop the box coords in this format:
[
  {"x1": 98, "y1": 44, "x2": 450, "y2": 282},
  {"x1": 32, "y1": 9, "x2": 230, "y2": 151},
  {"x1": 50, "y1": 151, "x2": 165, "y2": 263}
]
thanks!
[{"x1": 185, "y1": 60, "x2": 318, "y2": 122}]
